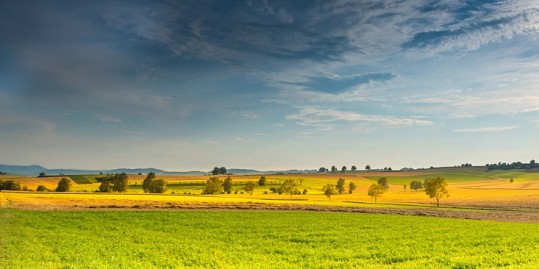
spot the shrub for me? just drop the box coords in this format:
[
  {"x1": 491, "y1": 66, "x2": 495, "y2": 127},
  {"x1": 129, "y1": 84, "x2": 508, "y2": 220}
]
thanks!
[
  {"x1": 149, "y1": 179, "x2": 167, "y2": 193},
  {"x1": 56, "y1": 178, "x2": 71, "y2": 192},
  {"x1": 36, "y1": 185, "x2": 49, "y2": 192}
]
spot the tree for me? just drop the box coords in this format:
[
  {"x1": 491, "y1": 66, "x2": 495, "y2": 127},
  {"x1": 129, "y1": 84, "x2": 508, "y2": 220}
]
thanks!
[
  {"x1": 331, "y1": 166, "x2": 337, "y2": 173},
  {"x1": 258, "y1": 176, "x2": 266, "y2": 186},
  {"x1": 99, "y1": 179, "x2": 111, "y2": 192},
  {"x1": 142, "y1": 172, "x2": 156, "y2": 193},
  {"x1": 203, "y1": 177, "x2": 223, "y2": 194},
  {"x1": 0, "y1": 180, "x2": 21, "y2": 191},
  {"x1": 219, "y1": 167, "x2": 227, "y2": 175},
  {"x1": 279, "y1": 179, "x2": 298, "y2": 197},
  {"x1": 348, "y1": 182, "x2": 357, "y2": 194},
  {"x1": 365, "y1": 165, "x2": 371, "y2": 170},
  {"x1": 410, "y1": 180, "x2": 423, "y2": 191},
  {"x1": 149, "y1": 179, "x2": 167, "y2": 193},
  {"x1": 112, "y1": 173, "x2": 129, "y2": 192},
  {"x1": 56, "y1": 178, "x2": 71, "y2": 192},
  {"x1": 387, "y1": 167, "x2": 392, "y2": 171},
  {"x1": 341, "y1": 166, "x2": 347, "y2": 173},
  {"x1": 531, "y1": 159, "x2": 537, "y2": 168},
  {"x1": 351, "y1": 166, "x2": 357, "y2": 172},
  {"x1": 368, "y1": 183, "x2": 385, "y2": 203},
  {"x1": 36, "y1": 185, "x2": 49, "y2": 192},
  {"x1": 377, "y1": 177, "x2": 389, "y2": 191},
  {"x1": 223, "y1": 176, "x2": 233, "y2": 194},
  {"x1": 38, "y1": 172, "x2": 46, "y2": 177},
  {"x1": 336, "y1": 178, "x2": 346, "y2": 194},
  {"x1": 319, "y1": 167, "x2": 326, "y2": 173},
  {"x1": 322, "y1": 184, "x2": 336, "y2": 200},
  {"x1": 424, "y1": 177, "x2": 449, "y2": 207},
  {"x1": 211, "y1": 167, "x2": 220, "y2": 175},
  {"x1": 243, "y1": 181, "x2": 257, "y2": 196}
]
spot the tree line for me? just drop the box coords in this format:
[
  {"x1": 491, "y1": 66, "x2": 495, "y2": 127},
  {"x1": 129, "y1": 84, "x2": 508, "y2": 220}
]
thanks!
[{"x1": 485, "y1": 160, "x2": 537, "y2": 170}]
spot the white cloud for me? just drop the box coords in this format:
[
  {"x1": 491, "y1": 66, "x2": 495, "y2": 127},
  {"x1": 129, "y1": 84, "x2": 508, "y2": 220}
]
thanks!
[
  {"x1": 96, "y1": 114, "x2": 122, "y2": 123},
  {"x1": 453, "y1": 126, "x2": 518, "y2": 133},
  {"x1": 286, "y1": 107, "x2": 432, "y2": 129}
]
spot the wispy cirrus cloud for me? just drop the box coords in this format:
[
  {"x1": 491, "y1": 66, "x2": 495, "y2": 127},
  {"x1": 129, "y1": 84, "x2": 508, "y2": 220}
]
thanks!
[
  {"x1": 286, "y1": 106, "x2": 432, "y2": 130},
  {"x1": 95, "y1": 114, "x2": 122, "y2": 124},
  {"x1": 453, "y1": 126, "x2": 518, "y2": 133}
]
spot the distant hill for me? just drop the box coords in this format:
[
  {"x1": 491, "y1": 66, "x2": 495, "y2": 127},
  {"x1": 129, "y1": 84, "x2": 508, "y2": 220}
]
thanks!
[
  {"x1": 0, "y1": 164, "x2": 323, "y2": 177},
  {"x1": 0, "y1": 164, "x2": 206, "y2": 176},
  {"x1": 0, "y1": 164, "x2": 47, "y2": 175}
]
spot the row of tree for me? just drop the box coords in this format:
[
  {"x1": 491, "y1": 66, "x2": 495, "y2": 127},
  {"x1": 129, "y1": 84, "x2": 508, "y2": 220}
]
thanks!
[
  {"x1": 319, "y1": 165, "x2": 394, "y2": 173},
  {"x1": 485, "y1": 160, "x2": 537, "y2": 170},
  {"x1": 97, "y1": 173, "x2": 129, "y2": 192}
]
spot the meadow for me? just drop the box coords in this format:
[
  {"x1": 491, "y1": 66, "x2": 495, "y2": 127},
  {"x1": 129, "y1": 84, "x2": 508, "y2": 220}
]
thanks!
[{"x1": 2, "y1": 210, "x2": 539, "y2": 268}]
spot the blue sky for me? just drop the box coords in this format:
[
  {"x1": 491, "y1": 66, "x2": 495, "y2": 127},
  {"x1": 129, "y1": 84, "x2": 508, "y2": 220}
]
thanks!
[{"x1": 1, "y1": 0, "x2": 538, "y2": 171}]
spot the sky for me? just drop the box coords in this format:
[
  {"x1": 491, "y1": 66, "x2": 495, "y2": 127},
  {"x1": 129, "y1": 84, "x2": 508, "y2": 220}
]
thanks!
[{"x1": 1, "y1": 0, "x2": 538, "y2": 171}]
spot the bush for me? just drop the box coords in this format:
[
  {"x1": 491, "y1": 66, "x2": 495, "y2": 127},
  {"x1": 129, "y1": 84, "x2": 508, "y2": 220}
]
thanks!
[
  {"x1": 0, "y1": 180, "x2": 22, "y2": 191},
  {"x1": 149, "y1": 179, "x2": 167, "y2": 193},
  {"x1": 56, "y1": 178, "x2": 71, "y2": 192},
  {"x1": 36, "y1": 185, "x2": 49, "y2": 192}
]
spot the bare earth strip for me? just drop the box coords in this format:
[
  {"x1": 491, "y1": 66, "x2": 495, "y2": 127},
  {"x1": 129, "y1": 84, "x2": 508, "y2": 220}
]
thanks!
[{"x1": 2, "y1": 192, "x2": 539, "y2": 223}]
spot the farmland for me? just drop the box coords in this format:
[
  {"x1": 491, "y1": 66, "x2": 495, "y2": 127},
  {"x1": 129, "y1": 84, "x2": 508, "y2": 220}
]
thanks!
[
  {"x1": 2, "y1": 210, "x2": 539, "y2": 268},
  {"x1": 2, "y1": 167, "x2": 539, "y2": 268}
]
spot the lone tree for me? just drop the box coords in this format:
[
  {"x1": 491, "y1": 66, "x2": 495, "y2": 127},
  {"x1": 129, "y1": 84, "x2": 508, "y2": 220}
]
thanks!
[
  {"x1": 319, "y1": 167, "x2": 327, "y2": 173},
  {"x1": 223, "y1": 176, "x2": 233, "y2": 194},
  {"x1": 331, "y1": 166, "x2": 337, "y2": 173},
  {"x1": 377, "y1": 177, "x2": 389, "y2": 191},
  {"x1": 351, "y1": 166, "x2": 357, "y2": 172},
  {"x1": 142, "y1": 172, "x2": 156, "y2": 193},
  {"x1": 56, "y1": 178, "x2": 71, "y2": 192},
  {"x1": 424, "y1": 177, "x2": 449, "y2": 207},
  {"x1": 365, "y1": 165, "x2": 371, "y2": 171},
  {"x1": 368, "y1": 183, "x2": 385, "y2": 203},
  {"x1": 348, "y1": 182, "x2": 357, "y2": 194},
  {"x1": 243, "y1": 181, "x2": 257, "y2": 196},
  {"x1": 279, "y1": 179, "x2": 298, "y2": 197},
  {"x1": 149, "y1": 179, "x2": 167, "y2": 193},
  {"x1": 336, "y1": 178, "x2": 346, "y2": 194},
  {"x1": 258, "y1": 176, "x2": 266, "y2": 186},
  {"x1": 203, "y1": 177, "x2": 223, "y2": 194},
  {"x1": 341, "y1": 166, "x2": 347, "y2": 173},
  {"x1": 410, "y1": 180, "x2": 423, "y2": 191},
  {"x1": 39, "y1": 172, "x2": 46, "y2": 177},
  {"x1": 322, "y1": 184, "x2": 337, "y2": 200}
]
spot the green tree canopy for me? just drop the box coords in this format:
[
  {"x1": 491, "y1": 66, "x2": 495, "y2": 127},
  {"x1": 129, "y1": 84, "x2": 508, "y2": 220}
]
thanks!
[
  {"x1": 56, "y1": 178, "x2": 71, "y2": 192},
  {"x1": 368, "y1": 183, "x2": 385, "y2": 203},
  {"x1": 377, "y1": 177, "x2": 389, "y2": 191},
  {"x1": 279, "y1": 179, "x2": 298, "y2": 197},
  {"x1": 348, "y1": 182, "x2": 357, "y2": 194},
  {"x1": 258, "y1": 176, "x2": 266, "y2": 186},
  {"x1": 203, "y1": 177, "x2": 223, "y2": 194},
  {"x1": 336, "y1": 178, "x2": 346, "y2": 194},
  {"x1": 148, "y1": 178, "x2": 167, "y2": 193},
  {"x1": 424, "y1": 177, "x2": 449, "y2": 207},
  {"x1": 142, "y1": 172, "x2": 156, "y2": 193},
  {"x1": 223, "y1": 176, "x2": 233, "y2": 194},
  {"x1": 243, "y1": 181, "x2": 257, "y2": 196},
  {"x1": 322, "y1": 184, "x2": 336, "y2": 200},
  {"x1": 410, "y1": 180, "x2": 423, "y2": 191}
]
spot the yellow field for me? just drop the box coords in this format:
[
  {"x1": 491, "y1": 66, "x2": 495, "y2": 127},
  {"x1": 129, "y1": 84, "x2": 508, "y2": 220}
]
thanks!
[{"x1": 2, "y1": 169, "x2": 538, "y2": 219}]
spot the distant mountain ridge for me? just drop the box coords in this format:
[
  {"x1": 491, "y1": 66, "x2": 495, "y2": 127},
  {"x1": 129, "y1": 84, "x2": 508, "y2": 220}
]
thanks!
[{"x1": 0, "y1": 164, "x2": 317, "y2": 176}]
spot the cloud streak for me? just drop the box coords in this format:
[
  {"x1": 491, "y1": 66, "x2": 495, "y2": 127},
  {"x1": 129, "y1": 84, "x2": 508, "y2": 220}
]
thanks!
[
  {"x1": 286, "y1": 107, "x2": 432, "y2": 129},
  {"x1": 453, "y1": 126, "x2": 518, "y2": 133}
]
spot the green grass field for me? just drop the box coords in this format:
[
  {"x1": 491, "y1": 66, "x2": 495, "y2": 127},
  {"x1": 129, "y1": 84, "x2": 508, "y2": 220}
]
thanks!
[
  {"x1": 1, "y1": 209, "x2": 539, "y2": 268},
  {"x1": 68, "y1": 174, "x2": 99, "y2": 184}
]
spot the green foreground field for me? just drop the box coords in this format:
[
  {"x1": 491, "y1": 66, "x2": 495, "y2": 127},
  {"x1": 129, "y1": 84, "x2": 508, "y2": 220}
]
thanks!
[{"x1": 1, "y1": 210, "x2": 539, "y2": 268}]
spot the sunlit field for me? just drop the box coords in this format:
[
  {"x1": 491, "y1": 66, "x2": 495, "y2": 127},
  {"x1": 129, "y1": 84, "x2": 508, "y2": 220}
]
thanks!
[
  {"x1": 2, "y1": 210, "x2": 539, "y2": 268},
  {"x1": 4, "y1": 167, "x2": 539, "y2": 210}
]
